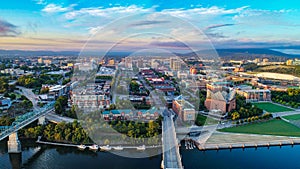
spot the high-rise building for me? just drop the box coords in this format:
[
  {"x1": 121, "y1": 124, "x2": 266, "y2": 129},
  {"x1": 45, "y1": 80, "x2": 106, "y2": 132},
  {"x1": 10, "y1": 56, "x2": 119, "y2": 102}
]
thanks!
[
  {"x1": 262, "y1": 58, "x2": 269, "y2": 63},
  {"x1": 137, "y1": 59, "x2": 144, "y2": 68},
  {"x1": 286, "y1": 59, "x2": 293, "y2": 65},
  {"x1": 170, "y1": 57, "x2": 181, "y2": 71},
  {"x1": 254, "y1": 58, "x2": 260, "y2": 63},
  {"x1": 43, "y1": 59, "x2": 52, "y2": 66},
  {"x1": 125, "y1": 57, "x2": 132, "y2": 69},
  {"x1": 108, "y1": 59, "x2": 115, "y2": 65},
  {"x1": 38, "y1": 58, "x2": 43, "y2": 64}
]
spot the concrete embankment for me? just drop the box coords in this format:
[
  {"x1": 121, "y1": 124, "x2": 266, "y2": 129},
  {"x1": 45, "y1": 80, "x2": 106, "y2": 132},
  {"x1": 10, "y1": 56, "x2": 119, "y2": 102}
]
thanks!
[{"x1": 196, "y1": 139, "x2": 300, "y2": 151}]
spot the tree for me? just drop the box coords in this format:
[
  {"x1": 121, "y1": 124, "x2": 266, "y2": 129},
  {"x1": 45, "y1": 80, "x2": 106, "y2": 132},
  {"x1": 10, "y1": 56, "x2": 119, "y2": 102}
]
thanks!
[
  {"x1": 0, "y1": 77, "x2": 8, "y2": 93},
  {"x1": 9, "y1": 93, "x2": 16, "y2": 100},
  {"x1": 55, "y1": 96, "x2": 68, "y2": 115},
  {"x1": 40, "y1": 87, "x2": 49, "y2": 94},
  {"x1": 62, "y1": 78, "x2": 71, "y2": 85},
  {"x1": 55, "y1": 102, "x2": 63, "y2": 114}
]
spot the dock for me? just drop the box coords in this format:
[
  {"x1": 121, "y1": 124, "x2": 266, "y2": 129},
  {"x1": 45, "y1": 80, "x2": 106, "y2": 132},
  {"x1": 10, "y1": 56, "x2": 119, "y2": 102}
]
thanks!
[
  {"x1": 36, "y1": 138, "x2": 161, "y2": 151},
  {"x1": 36, "y1": 140, "x2": 79, "y2": 148},
  {"x1": 196, "y1": 139, "x2": 300, "y2": 151}
]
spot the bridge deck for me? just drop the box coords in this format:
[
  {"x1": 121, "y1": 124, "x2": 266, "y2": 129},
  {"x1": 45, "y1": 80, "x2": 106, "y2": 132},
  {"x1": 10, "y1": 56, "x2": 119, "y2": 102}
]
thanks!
[
  {"x1": 162, "y1": 110, "x2": 183, "y2": 169},
  {"x1": 0, "y1": 102, "x2": 54, "y2": 141}
]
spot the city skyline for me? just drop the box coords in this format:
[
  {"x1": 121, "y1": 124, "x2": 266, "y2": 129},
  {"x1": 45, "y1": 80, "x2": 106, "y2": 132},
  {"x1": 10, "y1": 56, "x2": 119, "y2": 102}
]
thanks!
[{"x1": 1, "y1": 0, "x2": 300, "y2": 52}]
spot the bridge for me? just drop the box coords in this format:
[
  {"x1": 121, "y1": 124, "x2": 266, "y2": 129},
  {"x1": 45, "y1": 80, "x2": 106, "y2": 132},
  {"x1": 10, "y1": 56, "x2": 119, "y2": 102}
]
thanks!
[
  {"x1": 0, "y1": 101, "x2": 54, "y2": 153},
  {"x1": 161, "y1": 109, "x2": 183, "y2": 169}
]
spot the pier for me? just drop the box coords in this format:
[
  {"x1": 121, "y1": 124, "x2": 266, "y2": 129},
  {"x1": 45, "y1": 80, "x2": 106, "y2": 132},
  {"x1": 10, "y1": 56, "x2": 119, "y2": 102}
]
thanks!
[
  {"x1": 195, "y1": 139, "x2": 300, "y2": 151},
  {"x1": 36, "y1": 138, "x2": 161, "y2": 151}
]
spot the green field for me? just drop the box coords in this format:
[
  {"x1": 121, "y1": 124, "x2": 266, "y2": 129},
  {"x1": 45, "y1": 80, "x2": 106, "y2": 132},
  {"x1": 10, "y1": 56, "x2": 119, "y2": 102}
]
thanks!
[
  {"x1": 283, "y1": 114, "x2": 300, "y2": 121},
  {"x1": 219, "y1": 119, "x2": 300, "y2": 137},
  {"x1": 195, "y1": 114, "x2": 219, "y2": 126},
  {"x1": 252, "y1": 102, "x2": 293, "y2": 113}
]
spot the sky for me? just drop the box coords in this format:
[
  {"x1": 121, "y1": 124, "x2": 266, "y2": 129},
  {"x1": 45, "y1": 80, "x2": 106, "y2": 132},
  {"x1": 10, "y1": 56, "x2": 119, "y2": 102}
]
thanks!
[{"x1": 0, "y1": 0, "x2": 300, "y2": 52}]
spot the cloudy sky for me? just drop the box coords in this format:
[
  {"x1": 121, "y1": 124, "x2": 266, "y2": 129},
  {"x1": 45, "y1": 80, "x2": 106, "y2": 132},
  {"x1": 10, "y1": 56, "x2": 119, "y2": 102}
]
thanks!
[{"x1": 1, "y1": 0, "x2": 300, "y2": 52}]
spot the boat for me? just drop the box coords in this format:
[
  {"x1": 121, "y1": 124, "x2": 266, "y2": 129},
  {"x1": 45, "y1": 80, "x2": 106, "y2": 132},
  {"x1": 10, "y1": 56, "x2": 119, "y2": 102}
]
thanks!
[
  {"x1": 137, "y1": 145, "x2": 146, "y2": 151},
  {"x1": 113, "y1": 146, "x2": 123, "y2": 151},
  {"x1": 77, "y1": 144, "x2": 86, "y2": 150},
  {"x1": 100, "y1": 145, "x2": 111, "y2": 151},
  {"x1": 88, "y1": 144, "x2": 99, "y2": 151}
]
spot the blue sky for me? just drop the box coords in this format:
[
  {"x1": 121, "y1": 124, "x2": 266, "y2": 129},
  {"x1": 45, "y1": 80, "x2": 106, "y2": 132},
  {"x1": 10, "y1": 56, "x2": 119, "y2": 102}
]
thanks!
[{"x1": 0, "y1": 0, "x2": 300, "y2": 52}]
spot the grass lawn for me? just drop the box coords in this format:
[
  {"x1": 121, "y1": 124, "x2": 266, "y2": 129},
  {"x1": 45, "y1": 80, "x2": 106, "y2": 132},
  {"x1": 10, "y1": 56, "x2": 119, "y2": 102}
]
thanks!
[
  {"x1": 283, "y1": 114, "x2": 300, "y2": 121},
  {"x1": 252, "y1": 102, "x2": 293, "y2": 113},
  {"x1": 195, "y1": 114, "x2": 219, "y2": 126},
  {"x1": 219, "y1": 119, "x2": 300, "y2": 137}
]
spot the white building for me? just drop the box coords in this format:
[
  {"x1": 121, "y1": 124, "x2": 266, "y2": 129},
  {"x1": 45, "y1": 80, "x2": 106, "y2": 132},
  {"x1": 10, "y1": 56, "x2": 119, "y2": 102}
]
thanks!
[{"x1": 0, "y1": 68, "x2": 25, "y2": 76}]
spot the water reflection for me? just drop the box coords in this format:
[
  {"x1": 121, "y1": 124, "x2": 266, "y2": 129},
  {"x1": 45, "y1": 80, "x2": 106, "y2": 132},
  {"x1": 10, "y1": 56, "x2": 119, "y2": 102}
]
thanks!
[{"x1": 9, "y1": 153, "x2": 22, "y2": 169}]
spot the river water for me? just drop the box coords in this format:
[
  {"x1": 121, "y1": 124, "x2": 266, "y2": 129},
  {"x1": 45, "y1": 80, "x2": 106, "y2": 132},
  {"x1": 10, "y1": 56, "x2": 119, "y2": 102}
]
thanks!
[{"x1": 1, "y1": 139, "x2": 300, "y2": 169}]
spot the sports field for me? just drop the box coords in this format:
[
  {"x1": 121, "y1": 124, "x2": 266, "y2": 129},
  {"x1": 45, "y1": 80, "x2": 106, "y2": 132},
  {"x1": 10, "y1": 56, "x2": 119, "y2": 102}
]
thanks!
[
  {"x1": 252, "y1": 102, "x2": 293, "y2": 113},
  {"x1": 219, "y1": 119, "x2": 300, "y2": 137},
  {"x1": 283, "y1": 114, "x2": 300, "y2": 121}
]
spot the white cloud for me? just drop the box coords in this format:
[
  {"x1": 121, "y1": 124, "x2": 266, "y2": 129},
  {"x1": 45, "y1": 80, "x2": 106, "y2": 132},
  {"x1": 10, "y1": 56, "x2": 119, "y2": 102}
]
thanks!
[
  {"x1": 161, "y1": 6, "x2": 249, "y2": 18},
  {"x1": 65, "y1": 5, "x2": 153, "y2": 20},
  {"x1": 88, "y1": 26, "x2": 102, "y2": 35},
  {"x1": 232, "y1": 8, "x2": 296, "y2": 26},
  {"x1": 42, "y1": 4, "x2": 76, "y2": 13}
]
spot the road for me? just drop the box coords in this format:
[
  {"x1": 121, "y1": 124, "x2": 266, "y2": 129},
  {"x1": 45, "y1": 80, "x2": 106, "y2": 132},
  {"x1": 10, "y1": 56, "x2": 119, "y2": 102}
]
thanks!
[
  {"x1": 16, "y1": 86, "x2": 40, "y2": 111},
  {"x1": 162, "y1": 109, "x2": 183, "y2": 169},
  {"x1": 46, "y1": 112, "x2": 75, "y2": 123}
]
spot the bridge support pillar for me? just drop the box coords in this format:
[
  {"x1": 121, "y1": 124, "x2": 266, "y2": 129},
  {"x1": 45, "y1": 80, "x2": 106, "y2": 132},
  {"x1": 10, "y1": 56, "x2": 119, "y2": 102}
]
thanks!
[
  {"x1": 38, "y1": 116, "x2": 46, "y2": 125},
  {"x1": 8, "y1": 132, "x2": 21, "y2": 153}
]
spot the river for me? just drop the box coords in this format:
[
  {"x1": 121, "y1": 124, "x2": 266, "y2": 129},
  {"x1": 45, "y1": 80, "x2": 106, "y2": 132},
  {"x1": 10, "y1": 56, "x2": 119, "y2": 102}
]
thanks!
[{"x1": 1, "y1": 139, "x2": 300, "y2": 169}]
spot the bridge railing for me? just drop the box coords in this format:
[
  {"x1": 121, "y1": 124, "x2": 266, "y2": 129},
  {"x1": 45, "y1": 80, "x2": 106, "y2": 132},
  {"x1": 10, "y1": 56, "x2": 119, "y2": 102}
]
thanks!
[{"x1": 0, "y1": 101, "x2": 55, "y2": 140}]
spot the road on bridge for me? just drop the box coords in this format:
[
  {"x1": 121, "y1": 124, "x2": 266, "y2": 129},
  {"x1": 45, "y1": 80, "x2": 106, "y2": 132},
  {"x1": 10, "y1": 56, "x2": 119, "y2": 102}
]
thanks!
[{"x1": 162, "y1": 109, "x2": 183, "y2": 169}]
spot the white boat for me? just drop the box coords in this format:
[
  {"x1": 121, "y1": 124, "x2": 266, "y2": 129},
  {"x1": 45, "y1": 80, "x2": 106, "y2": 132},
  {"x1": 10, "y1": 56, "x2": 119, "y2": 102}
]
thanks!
[
  {"x1": 78, "y1": 144, "x2": 86, "y2": 150},
  {"x1": 100, "y1": 145, "x2": 111, "y2": 151},
  {"x1": 137, "y1": 145, "x2": 146, "y2": 151},
  {"x1": 88, "y1": 144, "x2": 99, "y2": 151},
  {"x1": 113, "y1": 146, "x2": 123, "y2": 151}
]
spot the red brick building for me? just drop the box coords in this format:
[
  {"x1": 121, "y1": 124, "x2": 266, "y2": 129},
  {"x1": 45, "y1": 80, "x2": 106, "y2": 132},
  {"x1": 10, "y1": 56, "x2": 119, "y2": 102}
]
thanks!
[{"x1": 205, "y1": 83, "x2": 236, "y2": 114}]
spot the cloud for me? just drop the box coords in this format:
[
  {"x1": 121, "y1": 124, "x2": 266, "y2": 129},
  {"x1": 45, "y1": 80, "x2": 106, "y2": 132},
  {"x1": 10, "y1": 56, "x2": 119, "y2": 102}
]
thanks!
[
  {"x1": 232, "y1": 8, "x2": 295, "y2": 26},
  {"x1": 149, "y1": 41, "x2": 190, "y2": 49},
  {"x1": 65, "y1": 5, "x2": 152, "y2": 20},
  {"x1": 0, "y1": 19, "x2": 20, "y2": 37},
  {"x1": 206, "y1": 32, "x2": 228, "y2": 39},
  {"x1": 161, "y1": 6, "x2": 249, "y2": 18},
  {"x1": 42, "y1": 4, "x2": 75, "y2": 13},
  {"x1": 88, "y1": 26, "x2": 103, "y2": 35},
  {"x1": 205, "y1": 24, "x2": 235, "y2": 30},
  {"x1": 128, "y1": 20, "x2": 170, "y2": 27}
]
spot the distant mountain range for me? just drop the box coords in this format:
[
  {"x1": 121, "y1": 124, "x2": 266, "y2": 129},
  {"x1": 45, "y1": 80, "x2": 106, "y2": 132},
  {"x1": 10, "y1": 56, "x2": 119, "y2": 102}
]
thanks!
[
  {"x1": 0, "y1": 48, "x2": 299, "y2": 61},
  {"x1": 0, "y1": 50, "x2": 79, "y2": 57},
  {"x1": 180, "y1": 48, "x2": 300, "y2": 61}
]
